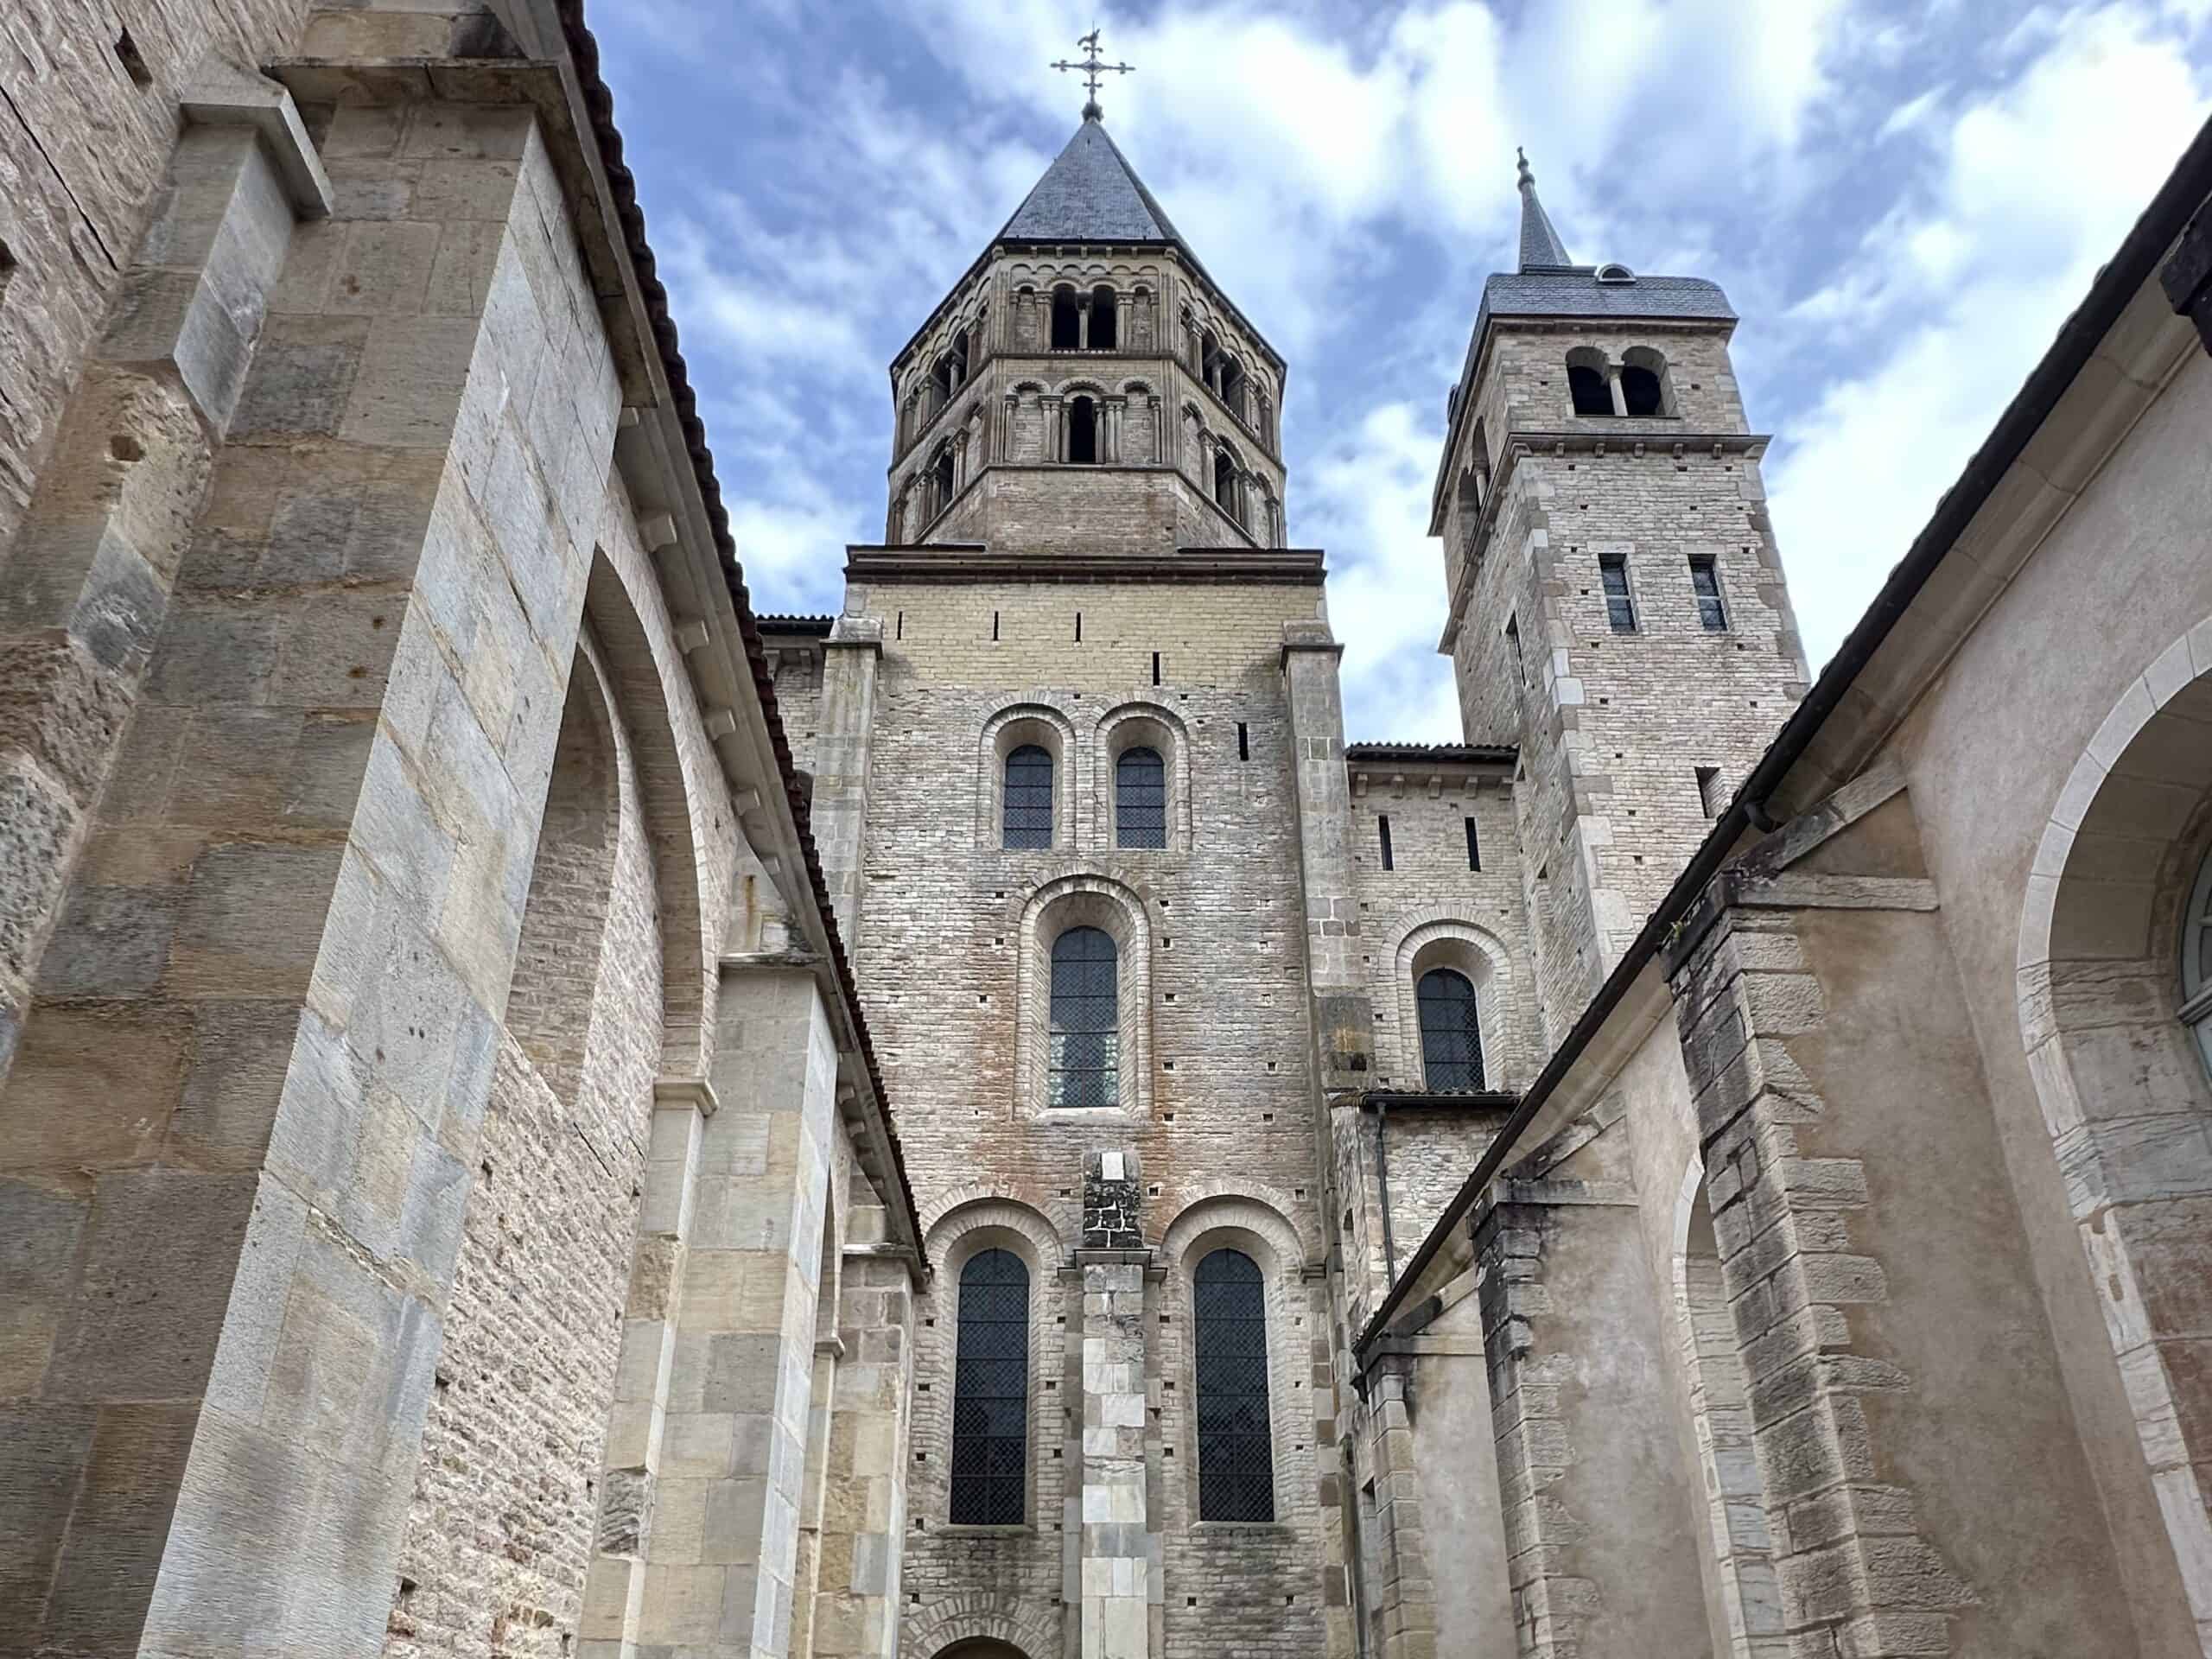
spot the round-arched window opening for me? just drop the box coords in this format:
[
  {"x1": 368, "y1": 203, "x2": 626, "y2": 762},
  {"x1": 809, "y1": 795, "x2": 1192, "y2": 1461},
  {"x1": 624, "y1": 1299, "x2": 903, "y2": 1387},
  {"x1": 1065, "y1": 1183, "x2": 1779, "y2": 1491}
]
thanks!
[
  {"x1": 1193, "y1": 1247, "x2": 1274, "y2": 1522},
  {"x1": 1417, "y1": 967, "x2": 1485, "y2": 1091},
  {"x1": 1115, "y1": 747, "x2": 1166, "y2": 849},
  {"x1": 1596, "y1": 262, "x2": 1637, "y2": 283},
  {"x1": 2181, "y1": 844, "x2": 2212, "y2": 1071},
  {"x1": 1049, "y1": 925, "x2": 1119, "y2": 1108},
  {"x1": 1003, "y1": 744, "x2": 1054, "y2": 849},
  {"x1": 1567, "y1": 363, "x2": 1611, "y2": 417},
  {"x1": 1621, "y1": 365, "x2": 1665, "y2": 416},
  {"x1": 1069, "y1": 395, "x2": 1098, "y2": 465},
  {"x1": 1050, "y1": 287, "x2": 1081, "y2": 351},
  {"x1": 1090, "y1": 284, "x2": 1117, "y2": 350}
]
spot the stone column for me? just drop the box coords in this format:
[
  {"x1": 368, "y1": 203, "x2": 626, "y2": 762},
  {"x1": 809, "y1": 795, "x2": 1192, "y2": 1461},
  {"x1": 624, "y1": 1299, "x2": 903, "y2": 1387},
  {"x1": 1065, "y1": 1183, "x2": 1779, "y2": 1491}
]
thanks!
[
  {"x1": 1043, "y1": 396, "x2": 1065, "y2": 464},
  {"x1": 809, "y1": 1243, "x2": 918, "y2": 1659},
  {"x1": 1077, "y1": 1150, "x2": 1156, "y2": 1659},
  {"x1": 1001, "y1": 393, "x2": 1019, "y2": 462},
  {"x1": 789, "y1": 1338, "x2": 842, "y2": 1659},
  {"x1": 631, "y1": 960, "x2": 842, "y2": 1657},
  {"x1": 1, "y1": 86, "x2": 624, "y2": 1658},
  {"x1": 1605, "y1": 365, "x2": 1628, "y2": 416},
  {"x1": 1147, "y1": 397, "x2": 1164, "y2": 465},
  {"x1": 0, "y1": 60, "x2": 327, "y2": 1084},
  {"x1": 1103, "y1": 397, "x2": 1126, "y2": 465},
  {"x1": 812, "y1": 618, "x2": 880, "y2": 944},
  {"x1": 1116, "y1": 292, "x2": 1134, "y2": 352}
]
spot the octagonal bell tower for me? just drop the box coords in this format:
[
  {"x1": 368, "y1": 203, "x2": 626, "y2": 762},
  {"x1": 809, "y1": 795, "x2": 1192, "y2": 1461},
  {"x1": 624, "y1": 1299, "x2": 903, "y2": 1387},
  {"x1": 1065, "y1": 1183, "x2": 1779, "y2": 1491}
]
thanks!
[{"x1": 884, "y1": 110, "x2": 1289, "y2": 558}]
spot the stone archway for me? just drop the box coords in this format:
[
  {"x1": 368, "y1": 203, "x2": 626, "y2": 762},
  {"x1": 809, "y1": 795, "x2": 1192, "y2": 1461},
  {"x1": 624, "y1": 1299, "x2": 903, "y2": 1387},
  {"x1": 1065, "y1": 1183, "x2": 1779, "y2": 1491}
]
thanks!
[{"x1": 2018, "y1": 617, "x2": 2212, "y2": 1646}]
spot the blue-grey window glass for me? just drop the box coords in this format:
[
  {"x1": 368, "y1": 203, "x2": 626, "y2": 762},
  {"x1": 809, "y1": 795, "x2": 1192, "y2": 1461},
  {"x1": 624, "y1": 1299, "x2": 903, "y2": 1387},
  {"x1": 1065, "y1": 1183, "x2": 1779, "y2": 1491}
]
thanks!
[
  {"x1": 1195, "y1": 1249, "x2": 1274, "y2": 1522},
  {"x1": 1418, "y1": 968, "x2": 1484, "y2": 1091},
  {"x1": 1690, "y1": 556, "x2": 1727, "y2": 631},
  {"x1": 1003, "y1": 745, "x2": 1053, "y2": 849},
  {"x1": 2183, "y1": 846, "x2": 2212, "y2": 1074},
  {"x1": 1116, "y1": 747, "x2": 1166, "y2": 849},
  {"x1": 950, "y1": 1249, "x2": 1027, "y2": 1523},
  {"x1": 1049, "y1": 926, "x2": 1118, "y2": 1108},
  {"x1": 1600, "y1": 554, "x2": 1636, "y2": 632}
]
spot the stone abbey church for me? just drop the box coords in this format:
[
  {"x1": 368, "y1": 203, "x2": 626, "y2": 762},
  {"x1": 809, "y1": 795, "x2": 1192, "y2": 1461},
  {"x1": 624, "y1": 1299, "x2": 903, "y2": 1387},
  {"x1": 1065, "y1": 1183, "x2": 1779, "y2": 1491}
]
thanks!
[{"x1": 12, "y1": 6, "x2": 2212, "y2": 1659}]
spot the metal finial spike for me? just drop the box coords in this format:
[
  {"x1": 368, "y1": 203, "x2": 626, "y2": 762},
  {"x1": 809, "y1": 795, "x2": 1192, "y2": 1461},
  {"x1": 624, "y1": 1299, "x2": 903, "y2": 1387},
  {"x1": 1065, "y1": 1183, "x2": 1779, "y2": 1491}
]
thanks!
[{"x1": 1516, "y1": 146, "x2": 1534, "y2": 188}]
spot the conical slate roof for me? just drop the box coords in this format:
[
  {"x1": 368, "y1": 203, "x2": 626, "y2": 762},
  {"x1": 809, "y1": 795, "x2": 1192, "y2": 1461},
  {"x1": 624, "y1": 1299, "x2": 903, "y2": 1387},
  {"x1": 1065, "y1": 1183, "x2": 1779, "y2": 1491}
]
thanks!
[{"x1": 1000, "y1": 118, "x2": 1185, "y2": 245}]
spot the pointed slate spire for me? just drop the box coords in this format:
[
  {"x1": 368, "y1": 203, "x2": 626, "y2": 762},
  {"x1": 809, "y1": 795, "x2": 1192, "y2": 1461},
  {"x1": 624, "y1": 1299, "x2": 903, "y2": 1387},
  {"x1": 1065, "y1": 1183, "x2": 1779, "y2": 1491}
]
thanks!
[
  {"x1": 1000, "y1": 119, "x2": 1185, "y2": 245},
  {"x1": 1516, "y1": 147, "x2": 1573, "y2": 270}
]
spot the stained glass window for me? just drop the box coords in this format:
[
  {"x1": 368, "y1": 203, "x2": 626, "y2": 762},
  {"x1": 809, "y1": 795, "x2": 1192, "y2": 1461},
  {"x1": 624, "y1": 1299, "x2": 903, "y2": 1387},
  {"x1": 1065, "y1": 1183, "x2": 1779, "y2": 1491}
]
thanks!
[
  {"x1": 1003, "y1": 744, "x2": 1053, "y2": 849},
  {"x1": 1195, "y1": 1249, "x2": 1273, "y2": 1522},
  {"x1": 1049, "y1": 926, "x2": 1118, "y2": 1108},
  {"x1": 1418, "y1": 968, "x2": 1484, "y2": 1092},
  {"x1": 950, "y1": 1249, "x2": 1028, "y2": 1524},
  {"x1": 1116, "y1": 747, "x2": 1166, "y2": 849}
]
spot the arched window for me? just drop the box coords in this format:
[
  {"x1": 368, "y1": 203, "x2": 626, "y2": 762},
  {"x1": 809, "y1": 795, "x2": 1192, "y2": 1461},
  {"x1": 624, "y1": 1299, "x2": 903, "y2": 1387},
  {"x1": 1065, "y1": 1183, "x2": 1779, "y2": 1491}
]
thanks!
[
  {"x1": 2183, "y1": 844, "x2": 2212, "y2": 1071},
  {"x1": 1049, "y1": 926, "x2": 1117, "y2": 1108},
  {"x1": 1417, "y1": 967, "x2": 1484, "y2": 1090},
  {"x1": 950, "y1": 1249, "x2": 1029, "y2": 1524},
  {"x1": 931, "y1": 446, "x2": 956, "y2": 517},
  {"x1": 1213, "y1": 448, "x2": 1237, "y2": 514},
  {"x1": 1051, "y1": 287, "x2": 1081, "y2": 350},
  {"x1": 1090, "y1": 285, "x2": 1117, "y2": 350},
  {"x1": 951, "y1": 327, "x2": 970, "y2": 385},
  {"x1": 1069, "y1": 395, "x2": 1098, "y2": 465},
  {"x1": 1218, "y1": 353, "x2": 1246, "y2": 416},
  {"x1": 931, "y1": 353, "x2": 954, "y2": 410},
  {"x1": 1195, "y1": 1249, "x2": 1273, "y2": 1522},
  {"x1": 1115, "y1": 747, "x2": 1166, "y2": 849},
  {"x1": 1003, "y1": 744, "x2": 1053, "y2": 849},
  {"x1": 1200, "y1": 328, "x2": 1221, "y2": 391},
  {"x1": 1621, "y1": 365, "x2": 1663, "y2": 416},
  {"x1": 1567, "y1": 360, "x2": 1612, "y2": 416}
]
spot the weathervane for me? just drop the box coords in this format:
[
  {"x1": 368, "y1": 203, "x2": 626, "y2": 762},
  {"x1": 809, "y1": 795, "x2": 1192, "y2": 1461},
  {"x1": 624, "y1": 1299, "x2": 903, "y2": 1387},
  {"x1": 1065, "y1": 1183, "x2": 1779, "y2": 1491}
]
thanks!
[{"x1": 1051, "y1": 27, "x2": 1134, "y2": 123}]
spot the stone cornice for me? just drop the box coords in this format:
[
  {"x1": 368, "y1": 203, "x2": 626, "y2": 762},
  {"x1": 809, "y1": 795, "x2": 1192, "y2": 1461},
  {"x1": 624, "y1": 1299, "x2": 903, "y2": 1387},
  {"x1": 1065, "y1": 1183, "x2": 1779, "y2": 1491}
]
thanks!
[{"x1": 845, "y1": 543, "x2": 1325, "y2": 586}]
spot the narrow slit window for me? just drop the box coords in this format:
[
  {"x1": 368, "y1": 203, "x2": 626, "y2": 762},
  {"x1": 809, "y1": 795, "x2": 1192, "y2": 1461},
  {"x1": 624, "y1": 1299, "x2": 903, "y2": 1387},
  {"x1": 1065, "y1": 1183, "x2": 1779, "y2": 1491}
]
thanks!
[
  {"x1": 1003, "y1": 745, "x2": 1054, "y2": 849},
  {"x1": 1696, "y1": 766, "x2": 1725, "y2": 820},
  {"x1": 1418, "y1": 968, "x2": 1484, "y2": 1090},
  {"x1": 992, "y1": 610, "x2": 1000, "y2": 641},
  {"x1": 1049, "y1": 926, "x2": 1119, "y2": 1108},
  {"x1": 950, "y1": 1249, "x2": 1028, "y2": 1524},
  {"x1": 1599, "y1": 554, "x2": 1636, "y2": 632},
  {"x1": 1464, "y1": 817, "x2": 1481, "y2": 871},
  {"x1": 1689, "y1": 555, "x2": 1727, "y2": 631},
  {"x1": 1195, "y1": 1249, "x2": 1274, "y2": 1522},
  {"x1": 1377, "y1": 815, "x2": 1395, "y2": 871},
  {"x1": 1505, "y1": 614, "x2": 1524, "y2": 683},
  {"x1": 1116, "y1": 747, "x2": 1166, "y2": 849},
  {"x1": 1237, "y1": 721, "x2": 1249, "y2": 761},
  {"x1": 1152, "y1": 651, "x2": 1161, "y2": 686}
]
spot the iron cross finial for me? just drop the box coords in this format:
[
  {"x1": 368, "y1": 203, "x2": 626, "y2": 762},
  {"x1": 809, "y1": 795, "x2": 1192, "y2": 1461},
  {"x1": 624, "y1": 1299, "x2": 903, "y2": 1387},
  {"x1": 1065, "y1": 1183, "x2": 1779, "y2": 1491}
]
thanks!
[{"x1": 1051, "y1": 26, "x2": 1135, "y2": 122}]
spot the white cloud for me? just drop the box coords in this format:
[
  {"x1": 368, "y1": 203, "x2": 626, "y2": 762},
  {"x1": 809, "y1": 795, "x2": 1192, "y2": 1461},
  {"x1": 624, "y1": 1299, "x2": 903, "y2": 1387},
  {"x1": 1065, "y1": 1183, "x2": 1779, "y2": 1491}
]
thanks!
[{"x1": 1765, "y1": 1, "x2": 2210, "y2": 669}]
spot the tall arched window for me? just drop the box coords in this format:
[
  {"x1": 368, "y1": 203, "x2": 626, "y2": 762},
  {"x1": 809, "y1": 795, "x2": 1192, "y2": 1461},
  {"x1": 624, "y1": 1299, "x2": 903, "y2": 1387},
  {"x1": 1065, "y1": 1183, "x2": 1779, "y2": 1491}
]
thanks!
[
  {"x1": 1050, "y1": 287, "x2": 1081, "y2": 350},
  {"x1": 2182, "y1": 844, "x2": 2212, "y2": 1071},
  {"x1": 1049, "y1": 926, "x2": 1117, "y2": 1107},
  {"x1": 1090, "y1": 285, "x2": 1117, "y2": 349},
  {"x1": 1003, "y1": 745, "x2": 1053, "y2": 849},
  {"x1": 1213, "y1": 448, "x2": 1237, "y2": 514},
  {"x1": 1195, "y1": 1249, "x2": 1273, "y2": 1522},
  {"x1": 1417, "y1": 967, "x2": 1484, "y2": 1090},
  {"x1": 931, "y1": 445, "x2": 955, "y2": 516},
  {"x1": 1218, "y1": 353, "x2": 1246, "y2": 416},
  {"x1": 1116, "y1": 747, "x2": 1166, "y2": 849},
  {"x1": 1069, "y1": 395, "x2": 1098, "y2": 465},
  {"x1": 950, "y1": 1249, "x2": 1028, "y2": 1524}
]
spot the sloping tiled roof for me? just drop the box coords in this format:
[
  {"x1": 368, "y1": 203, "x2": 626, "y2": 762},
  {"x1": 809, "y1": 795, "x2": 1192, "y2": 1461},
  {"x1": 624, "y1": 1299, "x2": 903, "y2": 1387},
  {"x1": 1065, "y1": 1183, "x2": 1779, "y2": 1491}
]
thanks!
[
  {"x1": 1480, "y1": 268, "x2": 1735, "y2": 327},
  {"x1": 1516, "y1": 151, "x2": 1573, "y2": 270},
  {"x1": 1001, "y1": 118, "x2": 1184, "y2": 245},
  {"x1": 1345, "y1": 742, "x2": 1517, "y2": 765}
]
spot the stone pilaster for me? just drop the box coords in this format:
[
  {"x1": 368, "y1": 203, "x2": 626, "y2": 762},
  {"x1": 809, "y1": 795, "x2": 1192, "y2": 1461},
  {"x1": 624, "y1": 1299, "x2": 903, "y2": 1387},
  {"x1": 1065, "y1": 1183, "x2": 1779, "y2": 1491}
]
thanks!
[
  {"x1": 1077, "y1": 1149, "x2": 1155, "y2": 1659},
  {"x1": 1282, "y1": 622, "x2": 1371, "y2": 1092},
  {"x1": 812, "y1": 619, "x2": 880, "y2": 943},
  {"x1": 1362, "y1": 1355, "x2": 1438, "y2": 1659},
  {"x1": 810, "y1": 1245, "x2": 918, "y2": 1659}
]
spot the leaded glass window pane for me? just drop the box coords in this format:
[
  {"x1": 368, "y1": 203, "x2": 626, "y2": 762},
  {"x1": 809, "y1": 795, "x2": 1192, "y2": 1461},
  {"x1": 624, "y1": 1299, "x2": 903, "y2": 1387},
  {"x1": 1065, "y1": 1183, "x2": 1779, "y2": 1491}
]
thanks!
[
  {"x1": 2182, "y1": 843, "x2": 2212, "y2": 1077},
  {"x1": 1195, "y1": 1249, "x2": 1273, "y2": 1522},
  {"x1": 950, "y1": 1249, "x2": 1028, "y2": 1524},
  {"x1": 1116, "y1": 747, "x2": 1166, "y2": 849},
  {"x1": 1690, "y1": 556, "x2": 1727, "y2": 632},
  {"x1": 1004, "y1": 745, "x2": 1053, "y2": 849},
  {"x1": 1050, "y1": 926, "x2": 1118, "y2": 1108},
  {"x1": 1418, "y1": 968, "x2": 1484, "y2": 1092},
  {"x1": 1600, "y1": 554, "x2": 1636, "y2": 632}
]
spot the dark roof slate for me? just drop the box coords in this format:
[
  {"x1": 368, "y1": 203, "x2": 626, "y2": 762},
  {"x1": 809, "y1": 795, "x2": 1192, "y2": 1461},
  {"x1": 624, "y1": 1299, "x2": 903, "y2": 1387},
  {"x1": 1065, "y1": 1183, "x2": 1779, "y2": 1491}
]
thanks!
[
  {"x1": 1481, "y1": 268, "x2": 1735, "y2": 327},
  {"x1": 1001, "y1": 118, "x2": 1183, "y2": 245},
  {"x1": 1345, "y1": 742, "x2": 1517, "y2": 765}
]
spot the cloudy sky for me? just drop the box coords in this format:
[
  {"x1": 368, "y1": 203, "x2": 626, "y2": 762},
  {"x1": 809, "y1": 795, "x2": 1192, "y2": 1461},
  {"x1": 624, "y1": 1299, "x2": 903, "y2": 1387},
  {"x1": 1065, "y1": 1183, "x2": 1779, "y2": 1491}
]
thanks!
[{"x1": 592, "y1": 0, "x2": 2212, "y2": 741}]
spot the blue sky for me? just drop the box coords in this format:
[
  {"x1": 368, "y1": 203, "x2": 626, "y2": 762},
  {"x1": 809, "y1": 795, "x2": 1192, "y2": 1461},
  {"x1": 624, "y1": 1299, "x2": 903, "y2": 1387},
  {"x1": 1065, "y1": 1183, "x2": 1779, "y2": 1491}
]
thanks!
[{"x1": 592, "y1": 0, "x2": 2212, "y2": 741}]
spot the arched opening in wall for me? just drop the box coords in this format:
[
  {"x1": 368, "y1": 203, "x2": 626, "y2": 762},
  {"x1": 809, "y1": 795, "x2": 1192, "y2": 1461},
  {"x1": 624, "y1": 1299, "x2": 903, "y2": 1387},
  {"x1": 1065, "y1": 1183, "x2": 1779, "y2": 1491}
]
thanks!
[
  {"x1": 1003, "y1": 744, "x2": 1054, "y2": 848},
  {"x1": 1115, "y1": 747, "x2": 1166, "y2": 849},
  {"x1": 1050, "y1": 286, "x2": 1081, "y2": 350},
  {"x1": 1567, "y1": 349, "x2": 1613, "y2": 416},
  {"x1": 1049, "y1": 926, "x2": 1118, "y2": 1108},
  {"x1": 1213, "y1": 445, "x2": 1239, "y2": 518},
  {"x1": 1068, "y1": 395, "x2": 1098, "y2": 465},
  {"x1": 1415, "y1": 968, "x2": 1484, "y2": 1090},
  {"x1": 1089, "y1": 284, "x2": 1116, "y2": 349},
  {"x1": 1395, "y1": 923, "x2": 1514, "y2": 1092},
  {"x1": 506, "y1": 645, "x2": 619, "y2": 1105},
  {"x1": 936, "y1": 1643, "x2": 1030, "y2": 1659},
  {"x1": 931, "y1": 352, "x2": 955, "y2": 410},
  {"x1": 1218, "y1": 352, "x2": 1246, "y2": 416},
  {"x1": 951, "y1": 326, "x2": 970, "y2": 385},
  {"x1": 2020, "y1": 632, "x2": 2212, "y2": 1620},
  {"x1": 1200, "y1": 327, "x2": 1221, "y2": 391},
  {"x1": 1194, "y1": 1246, "x2": 1274, "y2": 1521},
  {"x1": 1621, "y1": 346, "x2": 1670, "y2": 416},
  {"x1": 1672, "y1": 1165, "x2": 1780, "y2": 1655},
  {"x1": 949, "y1": 1248, "x2": 1030, "y2": 1524},
  {"x1": 931, "y1": 444, "x2": 956, "y2": 516},
  {"x1": 1018, "y1": 874, "x2": 1153, "y2": 1118}
]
